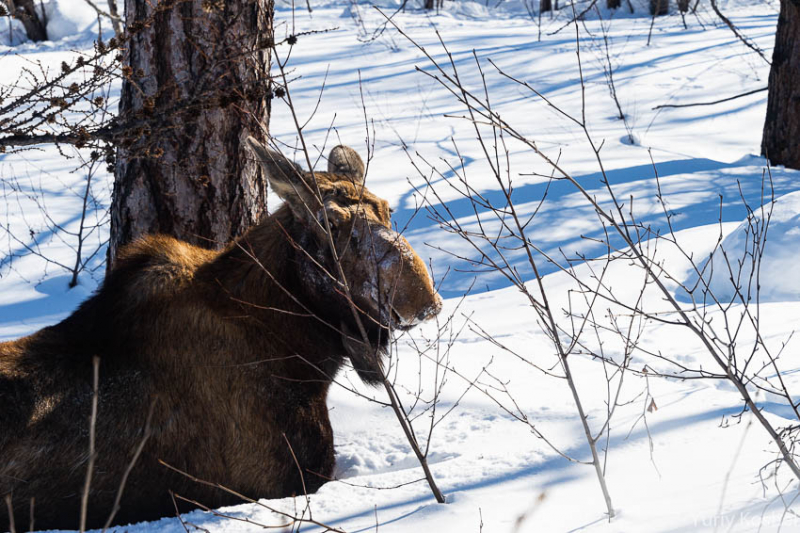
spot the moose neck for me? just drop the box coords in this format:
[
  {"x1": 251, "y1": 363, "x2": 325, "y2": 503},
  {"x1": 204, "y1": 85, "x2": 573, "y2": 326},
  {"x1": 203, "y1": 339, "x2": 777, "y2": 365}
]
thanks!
[
  {"x1": 203, "y1": 206, "x2": 313, "y2": 318},
  {"x1": 198, "y1": 205, "x2": 346, "y2": 368}
]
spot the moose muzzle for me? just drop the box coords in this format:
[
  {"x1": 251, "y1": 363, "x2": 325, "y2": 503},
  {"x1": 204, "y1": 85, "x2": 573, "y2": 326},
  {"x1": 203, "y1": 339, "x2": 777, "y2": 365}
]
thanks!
[{"x1": 359, "y1": 225, "x2": 443, "y2": 330}]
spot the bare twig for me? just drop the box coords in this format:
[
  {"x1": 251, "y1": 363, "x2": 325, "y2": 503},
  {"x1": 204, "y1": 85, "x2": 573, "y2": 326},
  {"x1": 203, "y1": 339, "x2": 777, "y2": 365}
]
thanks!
[
  {"x1": 4, "y1": 494, "x2": 15, "y2": 533},
  {"x1": 159, "y1": 460, "x2": 347, "y2": 533},
  {"x1": 82, "y1": 0, "x2": 123, "y2": 35},
  {"x1": 652, "y1": 86, "x2": 767, "y2": 110},
  {"x1": 102, "y1": 398, "x2": 158, "y2": 532},
  {"x1": 79, "y1": 356, "x2": 100, "y2": 533},
  {"x1": 708, "y1": 0, "x2": 770, "y2": 64},
  {"x1": 273, "y1": 45, "x2": 447, "y2": 504}
]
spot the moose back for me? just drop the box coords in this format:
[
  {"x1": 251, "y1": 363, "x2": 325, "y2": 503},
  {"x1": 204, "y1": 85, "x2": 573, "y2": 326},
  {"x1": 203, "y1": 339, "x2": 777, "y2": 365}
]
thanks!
[{"x1": 0, "y1": 139, "x2": 442, "y2": 530}]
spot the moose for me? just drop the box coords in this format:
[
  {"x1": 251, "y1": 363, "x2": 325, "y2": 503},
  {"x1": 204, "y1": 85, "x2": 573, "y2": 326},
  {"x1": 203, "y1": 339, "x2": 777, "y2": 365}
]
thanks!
[{"x1": 0, "y1": 138, "x2": 442, "y2": 530}]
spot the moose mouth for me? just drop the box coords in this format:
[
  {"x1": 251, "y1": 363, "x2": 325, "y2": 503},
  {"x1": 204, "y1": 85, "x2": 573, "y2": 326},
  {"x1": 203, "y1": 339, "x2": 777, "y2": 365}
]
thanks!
[
  {"x1": 356, "y1": 281, "x2": 413, "y2": 332},
  {"x1": 380, "y1": 292, "x2": 444, "y2": 333}
]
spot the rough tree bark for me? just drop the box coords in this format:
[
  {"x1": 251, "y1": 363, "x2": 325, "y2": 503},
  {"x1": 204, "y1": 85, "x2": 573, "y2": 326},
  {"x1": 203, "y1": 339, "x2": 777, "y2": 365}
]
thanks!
[
  {"x1": 110, "y1": 0, "x2": 273, "y2": 263},
  {"x1": 762, "y1": 0, "x2": 800, "y2": 170}
]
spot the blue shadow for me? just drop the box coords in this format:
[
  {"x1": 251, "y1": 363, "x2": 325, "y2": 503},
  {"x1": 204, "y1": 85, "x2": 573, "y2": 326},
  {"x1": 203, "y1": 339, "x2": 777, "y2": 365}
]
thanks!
[{"x1": 392, "y1": 155, "x2": 800, "y2": 298}]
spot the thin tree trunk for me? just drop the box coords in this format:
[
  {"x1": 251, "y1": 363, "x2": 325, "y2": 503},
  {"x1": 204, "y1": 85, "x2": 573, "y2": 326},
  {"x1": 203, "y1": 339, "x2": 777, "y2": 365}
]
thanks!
[
  {"x1": 649, "y1": 0, "x2": 668, "y2": 15},
  {"x1": 110, "y1": 0, "x2": 273, "y2": 264},
  {"x1": 106, "y1": 0, "x2": 123, "y2": 36},
  {"x1": 762, "y1": 0, "x2": 800, "y2": 170},
  {"x1": 607, "y1": 0, "x2": 621, "y2": 9},
  {"x1": 541, "y1": 0, "x2": 552, "y2": 13},
  {"x1": 7, "y1": 0, "x2": 48, "y2": 41}
]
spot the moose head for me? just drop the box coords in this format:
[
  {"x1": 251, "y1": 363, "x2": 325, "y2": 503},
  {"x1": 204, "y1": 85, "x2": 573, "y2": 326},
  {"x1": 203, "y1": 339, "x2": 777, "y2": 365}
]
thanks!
[{"x1": 246, "y1": 138, "x2": 443, "y2": 384}]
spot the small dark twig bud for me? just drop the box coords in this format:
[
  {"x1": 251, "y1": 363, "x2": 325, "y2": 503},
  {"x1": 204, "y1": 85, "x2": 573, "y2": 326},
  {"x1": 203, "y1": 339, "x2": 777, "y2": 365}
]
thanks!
[
  {"x1": 75, "y1": 127, "x2": 91, "y2": 149},
  {"x1": 274, "y1": 87, "x2": 285, "y2": 98},
  {"x1": 287, "y1": 34, "x2": 298, "y2": 45},
  {"x1": 142, "y1": 97, "x2": 156, "y2": 114}
]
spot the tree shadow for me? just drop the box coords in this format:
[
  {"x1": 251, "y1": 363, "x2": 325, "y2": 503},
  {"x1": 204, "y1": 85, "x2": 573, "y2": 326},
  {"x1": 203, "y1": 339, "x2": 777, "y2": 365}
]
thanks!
[{"x1": 392, "y1": 155, "x2": 800, "y2": 298}]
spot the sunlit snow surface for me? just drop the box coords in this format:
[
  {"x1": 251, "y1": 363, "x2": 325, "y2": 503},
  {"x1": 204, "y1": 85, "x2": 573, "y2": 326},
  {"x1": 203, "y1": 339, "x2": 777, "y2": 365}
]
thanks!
[
  {"x1": 683, "y1": 191, "x2": 800, "y2": 303},
  {"x1": 2, "y1": 0, "x2": 800, "y2": 531}
]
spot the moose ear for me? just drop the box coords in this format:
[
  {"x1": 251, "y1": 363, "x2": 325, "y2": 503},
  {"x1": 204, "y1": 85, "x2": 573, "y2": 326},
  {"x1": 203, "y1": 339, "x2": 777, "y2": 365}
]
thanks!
[
  {"x1": 327, "y1": 145, "x2": 365, "y2": 184},
  {"x1": 246, "y1": 137, "x2": 312, "y2": 203}
]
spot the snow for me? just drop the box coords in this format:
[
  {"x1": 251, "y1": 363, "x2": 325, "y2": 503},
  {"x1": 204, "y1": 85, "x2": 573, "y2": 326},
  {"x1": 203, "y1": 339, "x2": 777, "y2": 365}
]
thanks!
[
  {"x1": 683, "y1": 190, "x2": 800, "y2": 304},
  {"x1": 43, "y1": 0, "x2": 104, "y2": 42},
  {"x1": 0, "y1": 0, "x2": 119, "y2": 45},
  {"x1": 3, "y1": 0, "x2": 800, "y2": 532},
  {"x1": 0, "y1": 16, "x2": 27, "y2": 46}
]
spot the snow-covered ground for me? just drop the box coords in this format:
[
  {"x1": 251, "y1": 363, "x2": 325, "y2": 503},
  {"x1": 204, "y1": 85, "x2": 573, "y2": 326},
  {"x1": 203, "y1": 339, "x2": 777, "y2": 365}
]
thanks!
[{"x1": 2, "y1": 0, "x2": 800, "y2": 531}]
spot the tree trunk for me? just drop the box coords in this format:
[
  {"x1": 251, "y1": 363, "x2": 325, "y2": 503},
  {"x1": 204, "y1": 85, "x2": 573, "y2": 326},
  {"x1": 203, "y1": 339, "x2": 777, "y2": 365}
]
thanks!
[
  {"x1": 109, "y1": 0, "x2": 273, "y2": 264},
  {"x1": 649, "y1": 0, "x2": 668, "y2": 15},
  {"x1": 608, "y1": 0, "x2": 621, "y2": 9},
  {"x1": 7, "y1": 0, "x2": 48, "y2": 41},
  {"x1": 540, "y1": 0, "x2": 551, "y2": 13},
  {"x1": 762, "y1": 0, "x2": 800, "y2": 170}
]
